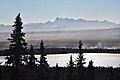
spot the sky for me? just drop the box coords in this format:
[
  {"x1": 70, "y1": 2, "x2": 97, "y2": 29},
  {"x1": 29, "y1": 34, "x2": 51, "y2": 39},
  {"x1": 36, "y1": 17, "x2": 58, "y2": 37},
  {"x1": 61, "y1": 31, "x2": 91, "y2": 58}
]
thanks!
[{"x1": 0, "y1": 0, "x2": 120, "y2": 24}]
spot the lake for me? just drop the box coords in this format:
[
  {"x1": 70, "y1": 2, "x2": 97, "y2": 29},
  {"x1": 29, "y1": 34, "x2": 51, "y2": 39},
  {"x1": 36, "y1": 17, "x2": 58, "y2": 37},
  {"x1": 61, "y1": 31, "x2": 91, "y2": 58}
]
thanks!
[{"x1": 0, "y1": 53, "x2": 120, "y2": 67}]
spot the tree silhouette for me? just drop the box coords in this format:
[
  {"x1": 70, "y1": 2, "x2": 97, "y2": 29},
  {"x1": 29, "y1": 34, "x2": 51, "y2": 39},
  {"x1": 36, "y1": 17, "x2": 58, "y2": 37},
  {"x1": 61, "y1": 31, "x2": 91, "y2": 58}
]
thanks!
[
  {"x1": 4, "y1": 13, "x2": 28, "y2": 80},
  {"x1": 67, "y1": 55, "x2": 74, "y2": 80},
  {"x1": 39, "y1": 55, "x2": 49, "y2": 67},
  {"x1": 75, "y1": 41, "x2": 86, "y2": 80},
  {"x1": 88, "y1": 60, "x2": 94, "y2": 80},
  {"x1": 67, "y1": 55, "x2": 74, "y2": 68},
  {"x1": 6, "y1": 13, "x2": 28, "y2": 67},
  {"x1": 39, "y1": 40, "x2": 49, "y2": 67},
  {"x1": 76, "y1": 41, "x2": 86, "y2": 68},
  {"x1": 40, "y1": 40, "x2": 45, "y2": 55},
  {"x1": 88, "y1": 60, "x2": 94, "y2": 68},
  {"x1": 56, "y1": 63, "x2": 59, "y2": 67},
  {"x1": 28, "y1": 44, "x2": 37, "y2": 66}
]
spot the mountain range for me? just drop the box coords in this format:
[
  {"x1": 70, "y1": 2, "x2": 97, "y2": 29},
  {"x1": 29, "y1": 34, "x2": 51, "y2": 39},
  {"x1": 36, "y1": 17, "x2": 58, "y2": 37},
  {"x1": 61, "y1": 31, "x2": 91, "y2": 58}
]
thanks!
[{"x1": 0, "y1": 17, "x2": 120, "y2": 32}]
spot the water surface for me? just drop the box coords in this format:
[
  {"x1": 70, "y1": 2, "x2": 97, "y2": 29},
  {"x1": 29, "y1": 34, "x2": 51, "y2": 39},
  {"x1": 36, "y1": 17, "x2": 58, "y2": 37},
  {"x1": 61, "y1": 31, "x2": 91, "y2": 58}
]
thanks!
[{"x1": 0, "y1": 53, "x2": 120, "y2": 67}]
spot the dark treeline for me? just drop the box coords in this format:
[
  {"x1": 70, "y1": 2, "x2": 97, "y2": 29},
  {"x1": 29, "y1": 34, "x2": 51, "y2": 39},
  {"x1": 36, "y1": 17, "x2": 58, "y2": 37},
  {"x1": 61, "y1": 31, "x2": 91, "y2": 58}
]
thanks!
[{"x1": 0, "y1": 13, "x2": 120, "y2": 80}]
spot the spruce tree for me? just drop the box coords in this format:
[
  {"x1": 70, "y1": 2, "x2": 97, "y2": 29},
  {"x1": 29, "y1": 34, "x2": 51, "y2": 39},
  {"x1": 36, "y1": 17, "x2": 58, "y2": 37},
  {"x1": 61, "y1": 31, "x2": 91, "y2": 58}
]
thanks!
[
  {"x1": 76, "y1": 41, "x2": 86, "y2": 68},
  {"x1": 39, "y1": 55, "x2": 49, "y2": 67},
  {"x1": 75, "y1": 41, "x2": 86, "y2": 80},
  {"x1": 6, "y1": 13, "x2": 27, "y2": 67},
  {"x1": 39, "y1": 40, "x2": 49, "y2": 67},
  {"x1": 67, "y1": 55, "x2": 74, "y2": 68}
]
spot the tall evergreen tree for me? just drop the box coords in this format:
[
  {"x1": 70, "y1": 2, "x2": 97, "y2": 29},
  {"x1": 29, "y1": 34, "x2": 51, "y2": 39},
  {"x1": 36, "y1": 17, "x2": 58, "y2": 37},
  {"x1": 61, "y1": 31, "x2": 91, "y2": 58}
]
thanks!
[
  {"x1": 39, "y1": 40, "x2": 49, "y2": 67},
  {"x1": 75, "y1": 41, "x2": 86, "y2": 80},
  {"x1": 6, "y1": 13, "x2": 28, "y2": 67},
  {"x1": 76, "y1": 41, "x2": 86, "y2": 68}
]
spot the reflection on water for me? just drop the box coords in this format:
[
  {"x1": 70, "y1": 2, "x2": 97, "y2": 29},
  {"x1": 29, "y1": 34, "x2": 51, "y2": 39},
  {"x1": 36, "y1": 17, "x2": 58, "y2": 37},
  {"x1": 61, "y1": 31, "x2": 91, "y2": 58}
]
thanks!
[{"x1": 0, "y1": 53, "x2": 120, "y2": 67}]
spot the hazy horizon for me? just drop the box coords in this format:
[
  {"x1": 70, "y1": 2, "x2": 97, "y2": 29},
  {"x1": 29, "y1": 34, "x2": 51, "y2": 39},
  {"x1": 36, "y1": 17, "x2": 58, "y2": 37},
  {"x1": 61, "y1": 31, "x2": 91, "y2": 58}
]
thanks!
[
  {"x1": 0, "y1": 0, "x2": 120, "y2": 25},
  {"x1": 0, "y1": 17, "x2": 120, "y2": 25}
]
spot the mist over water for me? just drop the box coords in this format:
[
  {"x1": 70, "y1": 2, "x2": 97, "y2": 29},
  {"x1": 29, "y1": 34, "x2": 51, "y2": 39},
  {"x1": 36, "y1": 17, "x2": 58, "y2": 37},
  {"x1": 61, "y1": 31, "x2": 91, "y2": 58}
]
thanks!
[
  {"x1": 0, "y1": 31, "x2": 120, "y2": 67},
  {"x1": 0, "y1": 30, "x2": 120, "y2": 49}
]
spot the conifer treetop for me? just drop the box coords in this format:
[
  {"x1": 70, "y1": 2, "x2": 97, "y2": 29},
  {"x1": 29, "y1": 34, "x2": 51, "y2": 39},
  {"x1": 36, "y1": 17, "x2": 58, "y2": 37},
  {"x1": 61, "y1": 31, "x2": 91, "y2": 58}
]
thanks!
[{"x1": 6, "y1": 13, "x2": 27, "y2": 66}]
